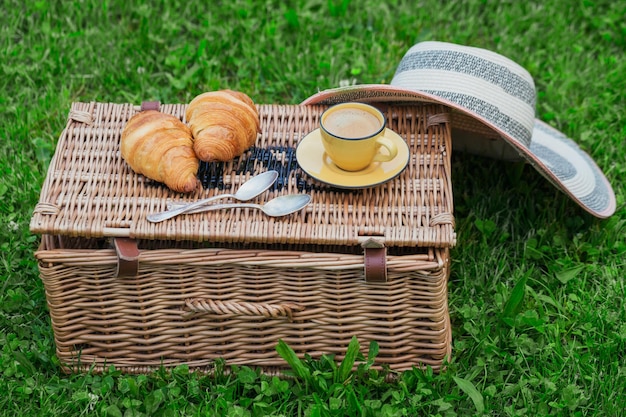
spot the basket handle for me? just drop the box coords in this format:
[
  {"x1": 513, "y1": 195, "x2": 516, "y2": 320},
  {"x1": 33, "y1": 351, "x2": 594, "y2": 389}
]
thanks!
[{"x1": 184, "y1": 298, "x2": 304, "y2": 320}]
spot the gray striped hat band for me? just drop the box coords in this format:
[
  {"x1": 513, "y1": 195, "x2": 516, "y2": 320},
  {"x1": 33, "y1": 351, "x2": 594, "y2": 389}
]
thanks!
[{"x1": 302, "y1": 41, "x2": 615, "y2": 219}]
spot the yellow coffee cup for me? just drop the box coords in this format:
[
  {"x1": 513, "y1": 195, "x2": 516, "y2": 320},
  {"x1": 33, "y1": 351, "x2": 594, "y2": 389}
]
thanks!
[{"x1": 319, "y1": 102, "x2": 398, "y2": 171}]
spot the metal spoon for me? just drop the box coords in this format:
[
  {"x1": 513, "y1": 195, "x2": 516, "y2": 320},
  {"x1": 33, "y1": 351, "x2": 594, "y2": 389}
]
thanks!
[
  {"x1": 147, "y1": 170, "x2": 279, "y2": 223},
  {"x1": 167, "y1": 194, "x2": 311, "y2": 218}
]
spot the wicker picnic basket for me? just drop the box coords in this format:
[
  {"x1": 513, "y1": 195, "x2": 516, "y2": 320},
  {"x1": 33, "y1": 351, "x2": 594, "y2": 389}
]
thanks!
[{"x1": 30, "y1": 101, "x2": 456, "y2": 374}]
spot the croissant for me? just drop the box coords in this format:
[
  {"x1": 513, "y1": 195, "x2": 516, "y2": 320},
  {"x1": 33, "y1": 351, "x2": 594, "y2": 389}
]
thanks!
[
  {"x1": 185, "y1": 90, "x2": 260, "y2": 162},
  {"x1": 120, "y1": 110, "x2": 200, "y2": 193}
]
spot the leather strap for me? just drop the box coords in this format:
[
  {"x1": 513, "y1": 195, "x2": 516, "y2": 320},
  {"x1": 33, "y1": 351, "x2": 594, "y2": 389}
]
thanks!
[
  {"x1": 361, "y1": 238, "x2": 387, "y2": 282},
  {"x1": 140, "y1": 101, "x2": 160, "y2": 111},
  {"x1": 113, "y1": 238, "x2": 140, "y2": 277}
]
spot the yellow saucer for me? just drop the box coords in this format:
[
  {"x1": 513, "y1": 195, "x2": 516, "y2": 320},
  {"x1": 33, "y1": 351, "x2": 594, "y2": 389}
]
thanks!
[{"x1": 296, "y1": 128, "x2": 410, "y2": 189}]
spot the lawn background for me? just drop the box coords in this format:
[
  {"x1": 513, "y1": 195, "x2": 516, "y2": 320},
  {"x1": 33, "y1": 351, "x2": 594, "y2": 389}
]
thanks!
[{"x1": 1, "y1": 0, "x2": 625, "y2": 416}]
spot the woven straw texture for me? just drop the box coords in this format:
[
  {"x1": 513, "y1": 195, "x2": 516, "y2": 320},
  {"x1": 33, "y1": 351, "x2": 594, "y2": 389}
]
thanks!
[
  {"x1": 32, "y1": 102, "x2": 455, "y2": 374},
  {"x1": 31, "y1": 102, "x2": 455, "y2": 248},
  {"x1": 37, "y1": 235, "x2": 451, "y2": 374}
]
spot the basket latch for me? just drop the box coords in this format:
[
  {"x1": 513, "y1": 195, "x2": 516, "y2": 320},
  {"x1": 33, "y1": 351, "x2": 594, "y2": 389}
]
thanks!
[
  {"x1": 113, "y1": 238, "x2": 140, "y2": 278},
  {"x1": 360, "y1": 238, "x2": 387, "y2": 283}
]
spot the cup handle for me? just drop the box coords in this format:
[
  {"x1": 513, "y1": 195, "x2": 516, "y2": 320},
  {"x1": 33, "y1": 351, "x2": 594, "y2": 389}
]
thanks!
[{"x1": 372, "y1": 134, "x2": 398, "y2": 162}]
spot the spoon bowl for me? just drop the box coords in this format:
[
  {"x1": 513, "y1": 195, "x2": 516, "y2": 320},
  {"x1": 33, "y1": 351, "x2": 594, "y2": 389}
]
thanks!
[
  {"x1": 226, "y1": 170, "x2": 279, "y2": 201},
  {"x1": 147, "y1": 170, "x2": 279, "y2": 223}
]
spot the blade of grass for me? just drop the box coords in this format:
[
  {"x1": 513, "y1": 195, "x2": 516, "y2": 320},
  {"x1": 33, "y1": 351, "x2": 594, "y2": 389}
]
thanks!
[
  {"x1": 453, "y1": 376, "x2": 484, "y2": 413},
  {"x1": 275, "y1": 339, "x2": 310, "y2": 382},
  {"x1": 336, "y1": 336, "x2": 360, "y2": 383},
  {"x1": 501, "y1": 268, "x2": 530, "y2": 326}
]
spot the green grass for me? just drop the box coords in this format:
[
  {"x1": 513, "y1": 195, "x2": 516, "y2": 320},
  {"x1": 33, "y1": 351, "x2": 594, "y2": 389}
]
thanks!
[{"x1": 1, "y1": 0, "x2": 625, "y2": 415}]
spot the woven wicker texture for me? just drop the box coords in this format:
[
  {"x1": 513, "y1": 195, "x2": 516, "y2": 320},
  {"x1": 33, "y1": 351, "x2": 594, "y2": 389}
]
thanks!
[
  {"x1": 31, "y1": 102, "x2": 456, "y2": 248},
  {"x1": 32, "y1": 102, "x2": 455, "y2": 374},
  {"x1": 37, "y1": 235, "x2": 451, "y2": 374}
]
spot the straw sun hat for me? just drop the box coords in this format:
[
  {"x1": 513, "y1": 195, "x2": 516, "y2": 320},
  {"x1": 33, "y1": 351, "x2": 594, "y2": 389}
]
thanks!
[{"x1": 302, "y1": 41, "x2": 616, "y2": 219}]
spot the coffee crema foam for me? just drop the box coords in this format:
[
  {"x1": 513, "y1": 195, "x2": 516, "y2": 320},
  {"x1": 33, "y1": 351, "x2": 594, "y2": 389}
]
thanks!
[{"x1": 323, "y1": 108, "x2": 381, "y2": 139}]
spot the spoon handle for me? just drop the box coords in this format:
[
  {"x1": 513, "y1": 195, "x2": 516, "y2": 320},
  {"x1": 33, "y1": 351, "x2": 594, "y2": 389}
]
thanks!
[
  {"x1": 147, "y1": 193, "x2": 235, "y2": 223},
  {"x1": 167, "y1": 201, "x2": 263, "y2": 214},
  {"x1": 167, "y1": 202, "x2": 213, "y2": 214},
  {"x1": 172, "y1": 202, "x2": 261, "y2": 215}
]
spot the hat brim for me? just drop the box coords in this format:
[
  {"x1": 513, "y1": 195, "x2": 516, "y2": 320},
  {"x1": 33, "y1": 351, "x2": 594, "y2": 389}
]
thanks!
[{"x1": 302, "y1": 84, "x2": 616, "y2": 218}]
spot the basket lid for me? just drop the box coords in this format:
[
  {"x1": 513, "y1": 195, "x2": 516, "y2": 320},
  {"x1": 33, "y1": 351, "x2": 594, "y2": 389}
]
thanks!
[{"x1": 30, "y1": 102, "x2": 456, "y2": 248}]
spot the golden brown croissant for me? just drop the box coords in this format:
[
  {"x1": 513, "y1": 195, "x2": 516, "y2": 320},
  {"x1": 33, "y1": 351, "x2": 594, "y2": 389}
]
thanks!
[
  {"x1": 120, "y1": 110, "x2": 200, "y2": 193},
  {"x1": 185, "y1": 90, "x2": 260, "y2": 162}
]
